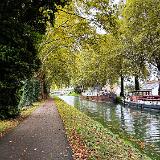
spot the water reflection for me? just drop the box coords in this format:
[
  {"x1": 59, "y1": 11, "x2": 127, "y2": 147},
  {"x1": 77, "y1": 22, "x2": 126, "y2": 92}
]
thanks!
[{"x1": 59, "y1": 96, "x2": 160, "y2": 157}]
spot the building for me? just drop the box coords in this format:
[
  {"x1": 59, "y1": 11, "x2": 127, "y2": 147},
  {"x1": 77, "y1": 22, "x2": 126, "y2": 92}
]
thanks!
[{"x1": 142, "y1": 81, "x2": 160, "y2": 95}]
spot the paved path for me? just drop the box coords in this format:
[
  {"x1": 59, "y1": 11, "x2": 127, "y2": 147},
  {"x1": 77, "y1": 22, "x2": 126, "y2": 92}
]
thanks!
[{"x1": 0, "y1": 99, "x2": 73, "y2": 160}]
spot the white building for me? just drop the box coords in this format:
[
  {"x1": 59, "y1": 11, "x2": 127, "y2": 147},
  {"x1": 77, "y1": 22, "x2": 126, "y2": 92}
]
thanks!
[{"x1": 142, "y1": 81, "x2": 160, "y2": 95}]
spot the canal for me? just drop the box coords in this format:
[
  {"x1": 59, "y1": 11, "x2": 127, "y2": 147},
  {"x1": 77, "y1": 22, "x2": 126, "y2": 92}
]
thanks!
[{"x1": 59, "y1": 96, "x2": 160, "y2": 159}]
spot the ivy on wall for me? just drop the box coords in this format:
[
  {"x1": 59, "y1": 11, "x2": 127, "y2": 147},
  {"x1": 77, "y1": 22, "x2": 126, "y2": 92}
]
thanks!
[{"x1": 19, "y1": 79, "x2": 40, "y2": 108}]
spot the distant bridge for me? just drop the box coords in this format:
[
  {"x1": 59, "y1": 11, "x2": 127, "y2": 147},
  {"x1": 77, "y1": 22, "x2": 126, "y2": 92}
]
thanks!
[{"x1": 50, "y1": 88, "x2": 74, "y2": 96}]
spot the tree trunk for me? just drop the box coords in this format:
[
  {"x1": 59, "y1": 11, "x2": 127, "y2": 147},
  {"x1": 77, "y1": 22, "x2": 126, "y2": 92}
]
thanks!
[
  {"x1": 120, "y1": 76, "x2": 124, "y2": 97},
  {"x1": 158, "y1": 82, "x2": 160, "y2": 96},
  {"x1": 40, "y1": 74, "x2": 49, "y2": 99},
  {"x1": 36, "y1": 70, "x2": 49, "y2": 100},
  {"x1": 135, "y1": 75, "x2": 140, "y2": 90},
  {"x1": 157, "y1": 65, "x2": 160, "y2": 96}
]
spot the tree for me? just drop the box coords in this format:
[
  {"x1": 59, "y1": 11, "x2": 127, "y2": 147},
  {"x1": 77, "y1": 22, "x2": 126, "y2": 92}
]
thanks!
[
  {"x1": 123, "y1": 0, "x2": 160, "y2": 75},
  {"x1": 0, "y1": 22, "x2": 40, "y2": 118},
  {"x1": 76, "y1": 1, "x2": 144, "y2": 94},
  {"x1": 0, "y1": 0, "x2": 69, "y2": 118},
  {"x1": 38, "y1": 4, "x2": 96, "y2": 89}
]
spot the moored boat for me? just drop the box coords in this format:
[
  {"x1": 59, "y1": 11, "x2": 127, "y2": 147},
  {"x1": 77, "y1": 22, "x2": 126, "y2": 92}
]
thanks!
[
  {"x1": 124, "y1": 90, "x2": 160, "y2": 110},
  {"x1": 80, "y1": 91, "x2": 116, "y2": 102}
]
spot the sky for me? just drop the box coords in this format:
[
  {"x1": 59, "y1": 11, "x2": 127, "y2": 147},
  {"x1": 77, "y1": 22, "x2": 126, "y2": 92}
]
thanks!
[{"x1": 113, "y1": 0, "x2": 121, "y2": 4}]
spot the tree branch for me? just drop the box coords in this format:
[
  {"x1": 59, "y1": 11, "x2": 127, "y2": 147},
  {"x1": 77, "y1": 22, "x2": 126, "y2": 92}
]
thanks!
[{"x1": 57, "y1": 8, "x2": 87, "y2": 20}]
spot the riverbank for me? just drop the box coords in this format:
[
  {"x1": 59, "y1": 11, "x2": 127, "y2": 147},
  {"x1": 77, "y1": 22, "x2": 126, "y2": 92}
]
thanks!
[
  {"x1": 55, "y1": 97, "x2": 151, "y2": 160},
  {"x1": 0, "y1": 101, "x2": 44, "y2": 138},
  {"x1": 68, "y1": 91, "x2": 80, "y2": 97}
]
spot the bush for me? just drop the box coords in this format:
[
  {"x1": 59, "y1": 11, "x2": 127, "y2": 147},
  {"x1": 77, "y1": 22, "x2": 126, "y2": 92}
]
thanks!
[
  {"x1": 0, "y1": 106, "x2": 20, "y2": 119},
  {"x1": 114, "y1": 96, "x2": 122, "y2": 103},
  {"x1": 74, "y1": 86, "x2": 83, "y2": 94},
  {"x1": 0, "y1": 88, "x2": 21, "y2": 119}
]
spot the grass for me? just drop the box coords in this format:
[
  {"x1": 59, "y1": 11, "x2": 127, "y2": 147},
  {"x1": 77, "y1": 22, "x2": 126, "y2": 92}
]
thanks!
[
  {"x1": 55, "y1": 98, "x2": 151, "y2": 160},
  {"x1": 68, "y1": 91, "x2": 80, "y2": 97},
  {"x1": 0, "y1": 101, "x2": 44, "y2": 137}
]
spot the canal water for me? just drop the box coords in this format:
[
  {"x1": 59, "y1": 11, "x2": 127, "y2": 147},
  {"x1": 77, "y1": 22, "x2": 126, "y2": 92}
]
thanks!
[{"x1": 59, "y1": 96, "x2": 160, "y2": 159}]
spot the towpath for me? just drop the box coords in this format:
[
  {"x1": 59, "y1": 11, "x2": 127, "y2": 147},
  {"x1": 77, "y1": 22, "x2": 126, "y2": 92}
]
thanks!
[{"x1": 0, "y1": 99, "x2": 73, "y2": 160}]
